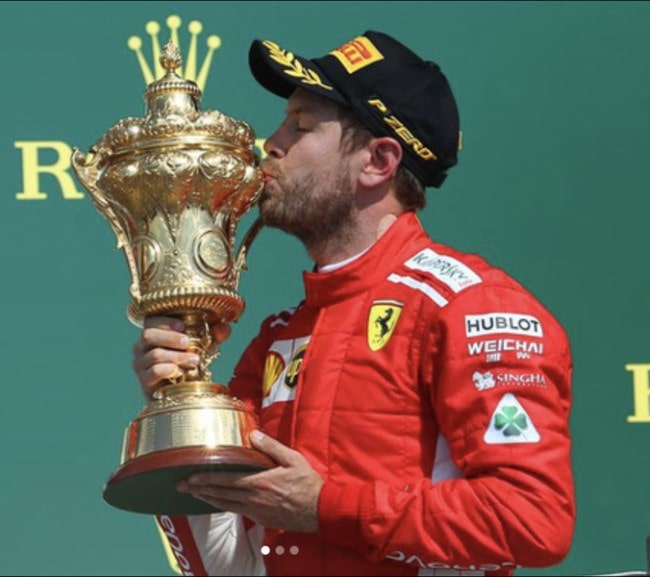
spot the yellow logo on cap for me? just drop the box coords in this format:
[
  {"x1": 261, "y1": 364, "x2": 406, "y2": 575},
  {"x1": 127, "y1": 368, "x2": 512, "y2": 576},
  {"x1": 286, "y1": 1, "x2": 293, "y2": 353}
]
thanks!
[
  {"x1": 263, "y1": 40, "x2": 333, "y2": 91},
  {"x1": 330, "y1": 36, "x2": 384, "y2": 74},
  {"x1": 367, "y1": 98, "x2": 437, "y2": 161},
  {"x1": 368, "y1": 301, "x2": 403, "y2": 351}
]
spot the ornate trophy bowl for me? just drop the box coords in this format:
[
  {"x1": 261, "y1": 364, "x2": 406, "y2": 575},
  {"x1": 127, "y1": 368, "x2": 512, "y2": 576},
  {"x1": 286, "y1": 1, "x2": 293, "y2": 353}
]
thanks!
[{"x1": 72, "y1": 42, "x2": 273, "y2": 515}]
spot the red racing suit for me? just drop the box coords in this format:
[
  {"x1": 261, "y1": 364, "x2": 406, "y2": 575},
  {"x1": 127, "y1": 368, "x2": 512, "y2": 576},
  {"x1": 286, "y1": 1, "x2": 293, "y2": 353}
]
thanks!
[{"x1": 158, "y1": 211, "x2": 575, "y2": 576}]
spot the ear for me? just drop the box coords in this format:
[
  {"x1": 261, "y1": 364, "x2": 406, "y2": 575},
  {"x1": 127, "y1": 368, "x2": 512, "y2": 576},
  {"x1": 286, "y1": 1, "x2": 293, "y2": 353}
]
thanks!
[{"x1": 358, "y1": 137, "x2": 403, "y2": 188}]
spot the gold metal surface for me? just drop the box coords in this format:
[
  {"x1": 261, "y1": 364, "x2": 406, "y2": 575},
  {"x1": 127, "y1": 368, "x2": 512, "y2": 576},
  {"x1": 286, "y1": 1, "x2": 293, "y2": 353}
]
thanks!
[
  {"x1": 71, "y1": 41, "x2": 267, "y2": 512},
  {"x1": 121, "y1": 388, "x2": 251, "y2": 462},
  {"x1": 72, "y1": 40, "x2": 262, "y2": 383}
]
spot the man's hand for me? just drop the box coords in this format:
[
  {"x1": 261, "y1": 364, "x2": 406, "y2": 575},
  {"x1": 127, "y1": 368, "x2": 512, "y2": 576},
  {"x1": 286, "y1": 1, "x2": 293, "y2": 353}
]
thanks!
[
  {"x1": 132, "y1": 316, "x2": 231, "y2": 398},
  {"x1": 178, "y1": 430, "x2": 324, "y2": 533}
]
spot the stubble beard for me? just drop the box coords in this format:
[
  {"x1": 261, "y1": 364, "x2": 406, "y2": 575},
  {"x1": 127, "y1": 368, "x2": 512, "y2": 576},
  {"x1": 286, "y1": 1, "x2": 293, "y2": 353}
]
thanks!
[{"x1": 259, "y1": 164, "x2": 356, "y2": 247}]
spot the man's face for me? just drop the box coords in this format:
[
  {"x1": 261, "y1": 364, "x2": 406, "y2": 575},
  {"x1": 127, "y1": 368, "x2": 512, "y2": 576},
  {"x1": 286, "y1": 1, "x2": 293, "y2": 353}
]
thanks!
[{"x1": 259, "y1": 89, "x2": 358, "y2": 245}]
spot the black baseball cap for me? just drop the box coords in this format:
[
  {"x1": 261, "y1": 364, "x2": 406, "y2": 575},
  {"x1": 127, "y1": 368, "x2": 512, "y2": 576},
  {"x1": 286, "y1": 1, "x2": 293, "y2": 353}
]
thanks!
[{"x1": 249, "y1": 30, "x2": 460, "y2": 188}]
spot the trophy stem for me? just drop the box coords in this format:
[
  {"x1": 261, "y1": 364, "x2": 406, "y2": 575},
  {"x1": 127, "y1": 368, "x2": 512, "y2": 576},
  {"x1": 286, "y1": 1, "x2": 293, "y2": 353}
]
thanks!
[{"x1": 170, "y1": 310, "x2": 218, "y2": 385}]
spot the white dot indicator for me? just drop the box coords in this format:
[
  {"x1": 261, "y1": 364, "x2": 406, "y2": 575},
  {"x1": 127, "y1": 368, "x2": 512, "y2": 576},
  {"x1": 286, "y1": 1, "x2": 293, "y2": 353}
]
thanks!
[
  {"x1": 275, "y1": 546, "x2": 285, "y2": 555},
  {"x1": 290, "y1": 546, "x2": 299, "y2": 555},
  {"x1": 261, "y1": 546, "x2": 270, "y2": 556}
]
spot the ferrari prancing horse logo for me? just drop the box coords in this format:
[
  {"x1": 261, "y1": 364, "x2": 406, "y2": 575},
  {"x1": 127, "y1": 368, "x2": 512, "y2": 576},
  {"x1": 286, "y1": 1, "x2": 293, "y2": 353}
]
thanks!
[{"x1": 368, "y1": 300, "x2": 403, "y2": 351}]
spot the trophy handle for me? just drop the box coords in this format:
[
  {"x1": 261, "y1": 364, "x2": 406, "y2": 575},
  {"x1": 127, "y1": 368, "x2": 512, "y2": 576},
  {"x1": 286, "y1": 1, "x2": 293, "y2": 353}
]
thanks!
[
  {"x1": 71, "y1": 147, "x2": 142, "y2": 304},
  {"x1": 234, "y1": 217, "x2": 264, "y2": 276}
]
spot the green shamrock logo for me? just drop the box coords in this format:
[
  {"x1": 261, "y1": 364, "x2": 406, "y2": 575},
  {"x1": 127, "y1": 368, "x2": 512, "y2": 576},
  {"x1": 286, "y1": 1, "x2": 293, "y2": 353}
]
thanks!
[{"x1": 494, "y1": 405, "x2": 528, "y2": 437}]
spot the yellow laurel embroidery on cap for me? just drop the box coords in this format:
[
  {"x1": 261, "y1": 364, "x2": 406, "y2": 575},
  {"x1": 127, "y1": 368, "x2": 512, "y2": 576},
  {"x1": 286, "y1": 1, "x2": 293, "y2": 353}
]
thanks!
[
  {"x1": 368, "y1": 301, "x2": 403, "y2": 351},
  {"x1": 262, "y1": 40, "x2": 333, "y2": 91}
]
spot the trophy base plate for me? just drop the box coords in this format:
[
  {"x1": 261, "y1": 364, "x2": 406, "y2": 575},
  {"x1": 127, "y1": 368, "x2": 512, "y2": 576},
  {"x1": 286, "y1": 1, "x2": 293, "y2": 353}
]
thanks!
[{"x1": 103, "y1": 446, "x2": 274, "y2": 515}]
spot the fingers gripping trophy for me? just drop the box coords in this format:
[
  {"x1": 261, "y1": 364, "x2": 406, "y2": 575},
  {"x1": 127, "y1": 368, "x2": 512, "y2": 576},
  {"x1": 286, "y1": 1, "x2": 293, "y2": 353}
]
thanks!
[{"x1": 72, "y1": 41, "x2": 273, "y2": 515}]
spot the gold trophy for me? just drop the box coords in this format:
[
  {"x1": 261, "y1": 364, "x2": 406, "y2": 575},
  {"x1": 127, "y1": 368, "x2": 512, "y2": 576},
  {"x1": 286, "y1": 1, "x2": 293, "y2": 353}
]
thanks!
[{"x1": 72, "y1": 41, "x2": 273, "y2": 515}]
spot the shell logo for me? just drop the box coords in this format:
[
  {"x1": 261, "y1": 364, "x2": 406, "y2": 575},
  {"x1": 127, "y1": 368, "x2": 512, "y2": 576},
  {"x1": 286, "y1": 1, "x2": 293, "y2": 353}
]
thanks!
[{"x1": 263, "y1": 351, "x2": 286, "y2": 397}]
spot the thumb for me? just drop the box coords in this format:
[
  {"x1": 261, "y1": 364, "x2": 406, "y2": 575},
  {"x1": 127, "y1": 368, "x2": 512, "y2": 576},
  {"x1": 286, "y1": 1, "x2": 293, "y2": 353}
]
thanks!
[{"x1": 250, "y1": 430, "x2": 297, "y2": 467}]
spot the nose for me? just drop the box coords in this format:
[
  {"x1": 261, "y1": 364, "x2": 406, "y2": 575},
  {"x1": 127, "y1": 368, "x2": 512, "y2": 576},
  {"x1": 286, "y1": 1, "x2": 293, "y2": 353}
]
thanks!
[{"x1": 264, "y1": 127, "x2": 287, "y2": 159}]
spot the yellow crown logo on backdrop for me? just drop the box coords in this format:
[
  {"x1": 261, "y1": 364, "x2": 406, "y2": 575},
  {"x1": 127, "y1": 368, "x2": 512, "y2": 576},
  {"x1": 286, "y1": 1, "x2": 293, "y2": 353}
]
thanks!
[{"x1": 127, "y1": 15, "x2": 221, "y2": 91}]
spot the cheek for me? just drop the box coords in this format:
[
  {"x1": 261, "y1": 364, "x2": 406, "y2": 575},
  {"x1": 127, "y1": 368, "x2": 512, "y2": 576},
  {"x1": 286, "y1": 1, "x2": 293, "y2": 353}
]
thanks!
[{"x1": 285, "y1": 138, "x2": 342, "y2": 171}]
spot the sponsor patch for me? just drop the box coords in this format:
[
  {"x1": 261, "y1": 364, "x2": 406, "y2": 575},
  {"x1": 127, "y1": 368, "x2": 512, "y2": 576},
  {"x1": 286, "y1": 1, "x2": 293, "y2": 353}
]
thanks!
[
  {"x1": 262, "y1": 352, "x2": 285, "y2": 397},
  {"x1": 405, "y1": 249, "x2": 481, "y2": 293},
  {"x1": 473, "y1": 371, "x2": 547, "y2": 392},
  {"x1": 368, "y1": 300, "x2": 403, "y2": 351},
  {"x1": 467, "y1": 339, "x2": 544, "y2": 358},
  {"x1": 484, "y1": 393, "x2": 540, "y2": 444},
  {"x1": 386, "y1": 550, "x2": 521, "y2": 572},
  {"x1": 284, "y1": 345, "x2": 307, "y2": 389},
  {"x1": 472, "y1": 371, "x2": 496, "y2": 391},
  {"x1": 465, "y1": 312, "x2": 543, "y2": 338},
  {"x1": 330, "y1": 36, "x2": 384, "y2": 73},
  {"x1": 261, "y1": 337, "x2": 310, "y2": 408}
]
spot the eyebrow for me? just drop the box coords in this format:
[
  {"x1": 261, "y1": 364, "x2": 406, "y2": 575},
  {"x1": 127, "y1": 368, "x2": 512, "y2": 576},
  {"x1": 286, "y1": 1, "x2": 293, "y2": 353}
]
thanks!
[{"x1": 285, "y1": 104, "x2": 318, "y2": 117}]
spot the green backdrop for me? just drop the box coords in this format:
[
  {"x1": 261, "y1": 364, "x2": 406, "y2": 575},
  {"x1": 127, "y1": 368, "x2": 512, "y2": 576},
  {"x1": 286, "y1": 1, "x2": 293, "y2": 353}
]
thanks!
[{"x1": 1, "y1": 2, "x2": 648, "y2": 575}]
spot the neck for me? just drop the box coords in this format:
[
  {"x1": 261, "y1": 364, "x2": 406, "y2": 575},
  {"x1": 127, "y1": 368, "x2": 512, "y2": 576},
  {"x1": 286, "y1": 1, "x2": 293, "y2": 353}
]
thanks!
[{"x1": 308, "y1": 212, "x2": 401, "y2": 267}]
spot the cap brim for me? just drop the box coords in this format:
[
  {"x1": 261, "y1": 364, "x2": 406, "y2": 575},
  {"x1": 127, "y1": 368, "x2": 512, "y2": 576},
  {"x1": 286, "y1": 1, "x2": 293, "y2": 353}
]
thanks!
[{"x1": 249, "y1": 39, "x2": 347, "y2": 106}]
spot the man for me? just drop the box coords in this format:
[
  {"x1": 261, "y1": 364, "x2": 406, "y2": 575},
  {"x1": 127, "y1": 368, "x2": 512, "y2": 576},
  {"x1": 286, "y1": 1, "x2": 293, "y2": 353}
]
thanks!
[{"x1": 134, "y1": 31, "x2": 575, "y2": 576}]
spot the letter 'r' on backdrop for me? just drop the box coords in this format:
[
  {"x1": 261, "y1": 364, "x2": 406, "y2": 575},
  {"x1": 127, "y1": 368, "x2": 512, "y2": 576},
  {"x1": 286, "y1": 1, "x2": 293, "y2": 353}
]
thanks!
[{"x1": 0, "y1": 2, "x2": 648, "y2": 576}]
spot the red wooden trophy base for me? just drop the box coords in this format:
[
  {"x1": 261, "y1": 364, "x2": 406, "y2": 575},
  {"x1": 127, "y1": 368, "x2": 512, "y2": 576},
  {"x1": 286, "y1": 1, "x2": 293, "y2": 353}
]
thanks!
[{"x1": 103, "y1": 446, "x2": 274, "y2": 515}]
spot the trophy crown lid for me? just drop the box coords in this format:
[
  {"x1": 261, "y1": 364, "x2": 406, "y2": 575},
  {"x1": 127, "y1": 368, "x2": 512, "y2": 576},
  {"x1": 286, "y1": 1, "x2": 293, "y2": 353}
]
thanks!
[
  {"x1": 160, "y1": 40, "x2": 182, "y2": 74},
  {"x1": 143, "y1": 39, "x2": 202, "y2": 113},
  {"x1": 89, "y1": 34, "x2": 257, "y2": 158}
]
